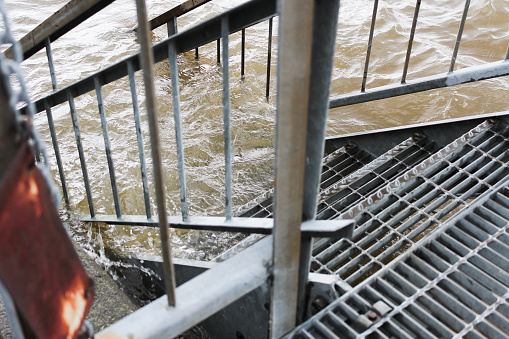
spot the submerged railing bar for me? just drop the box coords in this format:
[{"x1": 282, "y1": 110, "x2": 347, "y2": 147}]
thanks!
[
  {"x1": 28, "y1": 0, "x2": 277, "y2": 115},
  {"x1": 94, "y1": 77, "x2": 122, "y2": 218},
  {"x1": 136, "y1": 0, "x2": 176, "y2": 307},
  {"x1": 44, "y1": 100, "x2": 70, "y2": 208},
  {"x1": 217, "y1": 38, "x2": 221, "y2": 64},
  {"x1": 67, "y1": 90, "x2": 95, "y2": 218},
  {"x1": 330, "y1": 60, "x2": 509, "y2": 109},
  {"x1": 401, "y1": 0, "x2": 421, "y2": 84},
  {"x1": 168, "y1": 40, "x2": 189, "y2": 221},
  {"x1": 127, "y1": 60, "x2": 152, "y2": 219},
  {"x1": 44, "y1": 38, "x2": 58, "y2": 91},
  {"x1": 222, "y1": 17, "x2": 233, "y2": 220},
  {"x1": 241, "y1": 28, "x2": 245, "y2": 80},
  {"x1": 265, "y1": 17, "x2": 273, "y2": 99},
  {"x1": 449, "y1": 0, "x2": 470, "y2": 73},
  {"x1": 361, "y1": 0, "x2": 379, "y2": 92}
]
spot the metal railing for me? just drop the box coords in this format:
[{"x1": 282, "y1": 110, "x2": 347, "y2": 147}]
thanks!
[
  {"x1": 15, "y1": 0, "x2": 509, "y2": 337},
  {"x1": 330, "y1": 0, "x2": 509, "y2": 109}
]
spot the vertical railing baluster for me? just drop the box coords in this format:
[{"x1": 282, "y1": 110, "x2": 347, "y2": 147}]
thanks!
[
  {"x1": 68, "y1": 90, "x2": 95, "y2": 218},
  {"x1": 44, "y1": 37, "x2": 58, "y2": 91},
  {"x1": 402, "y1": 0, "x2": 421, "y2": 84},
  {"x1": 136, "y1": 0, "x2": 176, "y2": 307},
  {"x1": 449, "y1": 0, "x2": 471, "y2": 73},
  {"x1": 506, "y1": 45, "x2": 509, "y2": 60},
  {"x1": 361, "y1": 0, "x2": 379, "y2": 92},
  {"x1": 241, "y1": 28, "x2": 245, "y2": 80},
  {"x1": 217, "y1": 38, "x2": 221, "y2": 64},
  {"x1": 167, "y1": 17, "x2": 177, "y2": 36},
  {"x1": 44, "y1": 100, "x2": 70, "y2": 208},
  {"x1": 127, "y1": 60, "x2": 152, "y2": 219},
  {"x1": 222, "y1": 17, "x2": 232, "y2": 220},
  {"x1": 195, "y1": 47, "x2": 199, "y2": 60},
  {"x1": 270, "y1": 0, "x2": 315, "y2": 336},
  {"x1": 266, "y1": 17, "x2": 273, "y2": 99},
  {"x1": 94, "y1": 76, "x2": 122, "y2": 218},
  {"x1": 168, "y1": 41, "x2": 189, "y2": 221}
]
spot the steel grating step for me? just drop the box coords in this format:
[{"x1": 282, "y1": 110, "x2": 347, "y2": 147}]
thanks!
[
  {"x1": 289, "y1": 181, "x2": 509, "y2": 339},
  {"x1": 216, "y1": 120, "x2": 509, "y2": 268},
  {"x1": 310, "y1": 120, "x2": 509, "y2": 287}
]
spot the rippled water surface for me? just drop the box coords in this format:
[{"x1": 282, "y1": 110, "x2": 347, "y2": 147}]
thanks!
[{"x1": 5, "y1": 0, "x2": 509, "y2": 260}]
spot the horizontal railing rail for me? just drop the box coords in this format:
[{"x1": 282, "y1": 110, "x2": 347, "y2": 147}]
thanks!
[
  {"x1": 134, "y1": 0, "x2": 212, "y2": 32},
  {"x1": 5, "y1": 0, "x2": 116, "y2": 61},
  {"x1": 27, "y1": 0, "x2": 276, "y2": 114},
  {"x1": 332, "y1": 0, "x2": 509, "y2": 109}
]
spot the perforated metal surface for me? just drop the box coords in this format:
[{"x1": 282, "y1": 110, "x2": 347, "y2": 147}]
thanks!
[
  {"x1": 292, "y1": 181, "x2": 509, "y2": 339},
  {"x1": 311, "y1": 120, "x2": 509, "y2": 286}
]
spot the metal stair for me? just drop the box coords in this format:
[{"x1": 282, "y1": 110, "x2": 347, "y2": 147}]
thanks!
[{"x1": 224, "y1": 117, "x2": 509, "y2": 338}]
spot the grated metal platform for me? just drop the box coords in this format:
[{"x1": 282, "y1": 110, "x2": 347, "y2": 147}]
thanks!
[{"x1": 226, "y1": 118, "x2": 509, "y2": 338}]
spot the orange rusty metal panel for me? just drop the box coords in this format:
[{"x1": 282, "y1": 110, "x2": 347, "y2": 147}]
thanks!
[{"x1": 0, "y1": 142, "x2": 94, "y2": 338}]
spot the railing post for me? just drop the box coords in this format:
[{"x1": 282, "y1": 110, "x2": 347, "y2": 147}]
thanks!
[
  {"x1": 222, "y1": 17, "x2": 233, "y2": 220},
  {"x1": 449, "y1": 0, "x2": 470, "y2": 73},
  {"x1": 168, "y1": 40, "x2": 189, "y2": 221},
  {"x1": 127, "y1": 60, "x2": 152, "y2": 219},
  {"x1": 45, "y1": 100, "x2": 70, "y2": 208},
  {"x1": 44, "y1": 37, "x2": 58, "y2": 91},
  {"x1": 269, "y1": 0, "x2": 314, "y2": 337},
  {"x1": 298, "y1": 0, "x2": 341, "y2": 324},
  {"x1": 361, "y1": 0, "x2": 378, "y2": 92},
  {"x1": 241, "y1": 28, "x2": 245, "y2": 80},
  {"x1": 135, "y1": 0, "x2": 177, "y2": 307},
  {"x1": 94, "y1": 76, "x2": 122, "y2": 218},
  {"x1": 68, "y1": 90, "x2": 95, "y2": 218},
  {"x1": 265, "y1": 17, "x2": 273, "y2": 100}
]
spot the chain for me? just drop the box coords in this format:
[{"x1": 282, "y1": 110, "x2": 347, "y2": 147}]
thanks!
[{"x1": 0, "y1": 0, "x2": 61, "y2": 208}]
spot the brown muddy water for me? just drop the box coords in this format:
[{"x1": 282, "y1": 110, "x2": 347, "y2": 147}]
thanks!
[{"x1": 4, "y1": 0, "x2": 509, "y2": 265}]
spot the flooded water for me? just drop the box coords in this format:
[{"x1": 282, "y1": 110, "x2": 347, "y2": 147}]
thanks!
[{"x1": 4, "y1": 0, "x2": 509, "y2": 261}]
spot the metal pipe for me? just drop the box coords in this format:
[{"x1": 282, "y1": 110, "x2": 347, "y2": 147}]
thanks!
[
  {"x1": 361, "y1": 0, "x2": 379, "y2": 92},
  {"x1": 217, "y1": 38, "x2": 220, "y2": 64},
  {"x1": 94, "y1": 76, "x2": 122, "y2": 218},
  {"x1": 135, "y1": 0, "x2": 177, "y2": 307},
  {"x1": 222, "y1": 17, "x2": 233, "y2": 220},
  {"x1": 127, "y1": 60, "x2": 152, "y2": 219},
  {"x1": 67, "y1": 90, "x2": 95, "y2": 218},
  {"x1": 298, "y1": 0, "x2": 341, "y2": 324},
  {"x1": 44, "y1": 100, "x2": 70, "y2": 208},
  {"x1": 44, "y1": 37, "x2": 58, "y2": 91},
  {"x1": 270, "y1": 0, "x2": 314, "y2": 337},
  {"x1": 241, "y1": 28, "x2": 245, "y2": 80},
  {"x1": 168, "y1": 40, "x2": 189, "y2": 221},
  {"x1": 265, "y1": 17, "x2": 273, "y2": 99},
  {"x1": 449, "y1": 0, "x2": 470, "y2": 73},
  {"x1": 330, "y1": 60, "x2": 509, "y2": 108},
  {"x1": 402, "y1": 0, "x2": 421, "y2": 84}
]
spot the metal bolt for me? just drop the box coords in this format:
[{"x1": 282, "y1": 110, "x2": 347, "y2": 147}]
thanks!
[
  {"x1": 312, "y1": 296, "x2": 329, "y2": 313},
  {"x1": 367, "y1": 311, "x2": 377, "y2": 320}
]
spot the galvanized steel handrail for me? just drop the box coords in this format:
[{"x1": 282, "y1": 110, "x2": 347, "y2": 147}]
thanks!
[{"x1": 5, "y1": 0, "x2": 116, "y2": 61}]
